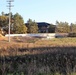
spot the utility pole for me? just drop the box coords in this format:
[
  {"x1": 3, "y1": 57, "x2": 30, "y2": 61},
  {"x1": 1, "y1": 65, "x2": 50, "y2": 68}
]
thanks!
[{"x1": 7, "y1": 0, "x2": 14, "y2": 42}]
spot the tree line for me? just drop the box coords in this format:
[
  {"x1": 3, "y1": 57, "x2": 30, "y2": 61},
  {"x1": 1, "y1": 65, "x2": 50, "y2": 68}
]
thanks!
[
  {"x1": 0, "y1": 12, "x2": 38, "y2": 35},
  {"x1": 0, "y1": 12, "x2": 76, "y2": 35},
  {"x1": 56, "y1": 21, "x2": 76, "y2": 33}
]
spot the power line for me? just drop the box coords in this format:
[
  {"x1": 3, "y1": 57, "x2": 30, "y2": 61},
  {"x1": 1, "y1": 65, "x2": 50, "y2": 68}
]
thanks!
[{"x1": 7, "y1": 0, "x2": 14, "y2": 42}]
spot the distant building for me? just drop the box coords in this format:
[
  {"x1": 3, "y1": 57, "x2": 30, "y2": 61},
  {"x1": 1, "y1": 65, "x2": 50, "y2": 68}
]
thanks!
[
  {"x1": 25, "y1": 22, "x2": 56, "y2": 33},
  {"x1": 37, "y1": 22, "x2": 50, "y2": 33}
]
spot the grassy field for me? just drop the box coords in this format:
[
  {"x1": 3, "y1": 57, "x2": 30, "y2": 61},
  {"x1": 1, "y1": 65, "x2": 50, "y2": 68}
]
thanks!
[
  {"x1": 35, "y1": 37, "x2": 76, "y2": 47},
  {"x1": 1, "y1": 37, "x2": 76, "y2": 48},
  {"x1": 6, "y1": 73, "x2": 76, "y2": 75},
  {"x1": 0, "y1": 37, "x2": 76, "y2": 75},
  {"x1": 0, "y1": 37, "x2": 76, "y2": 56}
]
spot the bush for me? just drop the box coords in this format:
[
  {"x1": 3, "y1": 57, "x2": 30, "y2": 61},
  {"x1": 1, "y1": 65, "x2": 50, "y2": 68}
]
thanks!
[{"x1": 68, "y1": 33, "x2": 76, "y2": 37}]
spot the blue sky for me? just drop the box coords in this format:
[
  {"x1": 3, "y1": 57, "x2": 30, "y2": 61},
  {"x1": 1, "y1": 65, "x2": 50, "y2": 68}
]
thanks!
[{"x1": 0, "y1": 0, "x2": 76, "y2": 24}]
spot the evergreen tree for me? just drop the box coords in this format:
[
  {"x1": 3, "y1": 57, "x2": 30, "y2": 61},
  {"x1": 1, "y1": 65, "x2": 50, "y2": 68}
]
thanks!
[
  {"x1": 70, "y1": 23, "x2": 76, "y2": 33},
  {"x1": 0, "y1": 15, "x2": 8, "y2": 28},
  {"x1": 27, "y1": 19, "x2": 38, "y2": 33},
  {"x1": 48, "y1": 24, "x2": 55, "y2": 33},
  {"x1": 13, "y1": 13, "x2": 27, "y2": 34},
  {"x1": 56, "y1": 21, "x2": 70, "y2": 33}
]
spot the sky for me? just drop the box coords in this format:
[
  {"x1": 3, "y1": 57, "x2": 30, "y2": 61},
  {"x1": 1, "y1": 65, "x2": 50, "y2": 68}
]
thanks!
[{"x1": 0, "y1": 0, "x2": 76, "y2": 24}]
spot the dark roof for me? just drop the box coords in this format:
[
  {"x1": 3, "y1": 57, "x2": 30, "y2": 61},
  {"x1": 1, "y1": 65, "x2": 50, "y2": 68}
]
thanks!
[
  {"x1": 37, "y1": 22, "x2": 50, "y2": 27},
  {"x1": 25, "y1": 22, "x2": 55, "y2": 27}
]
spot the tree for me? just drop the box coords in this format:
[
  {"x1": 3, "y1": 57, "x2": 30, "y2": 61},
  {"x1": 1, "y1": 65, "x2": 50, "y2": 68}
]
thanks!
[
  {"x1": 48, "y1": 24, "x2": 55, "y2": 33},
  {"x1": 70, "y1": 23, "x2": 76, "y2": 33},
  {"x1": 56, "y1": 21, "x2": 70, "y2": 33},
  {"x1": 0, "y1": 15, "x2": 8, "y2": 28},
  {"x1": 27, "y1": 19, "x2": 38, "y2": 33},
  {"x1": 13, "y1": 13, "x2": 27, "y2": 34}
]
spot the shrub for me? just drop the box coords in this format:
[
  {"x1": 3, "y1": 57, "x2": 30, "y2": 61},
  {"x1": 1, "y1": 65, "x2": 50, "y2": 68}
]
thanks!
[{"x1": 68, "y1": 33, "x2": 76, "y2": 37}]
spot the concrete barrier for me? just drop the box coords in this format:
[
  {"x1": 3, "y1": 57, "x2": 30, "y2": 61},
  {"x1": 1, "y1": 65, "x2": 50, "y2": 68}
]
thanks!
[{"x1": 5, "y1": 33, "x2": 55, "y2": 39}]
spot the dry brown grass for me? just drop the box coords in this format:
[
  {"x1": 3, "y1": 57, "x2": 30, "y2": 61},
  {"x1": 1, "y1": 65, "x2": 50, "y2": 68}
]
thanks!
[
  {"x1": 0, "y1": 37, "x2": 76, "y2": 48},
  {"x1": 35, "y1": 37, "x2": 76, "y2": 47},
  {"x1": 0, "y1": 36, "x2": 76, "y2": 56},
  {"x1": 0, "y1": 34, "x2": 7, "y2": 41},
  {"x1": 0, "y1": 35, "x2": 76, "y2": 74}
]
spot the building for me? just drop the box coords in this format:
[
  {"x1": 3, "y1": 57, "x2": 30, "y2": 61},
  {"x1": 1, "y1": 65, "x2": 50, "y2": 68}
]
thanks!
[
  {"x1": 25, "y1": 22, "x2": 56, "y2": 33},
  {"x1": 37, "y1": 22, "x2": 50, "y2": 33}
]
